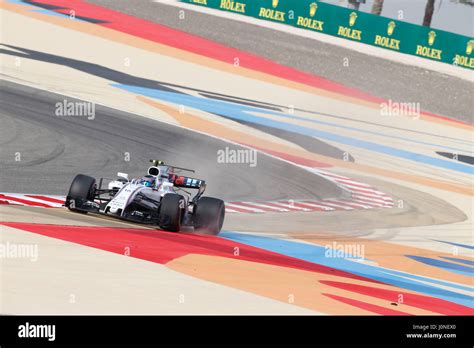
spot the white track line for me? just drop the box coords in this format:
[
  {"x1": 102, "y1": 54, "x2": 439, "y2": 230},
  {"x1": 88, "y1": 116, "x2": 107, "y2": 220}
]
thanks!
[
  {"x1": 296, "y1": 201, "x2": 335, "y2": 211},
  {"x1": 272, "y1": 201, "x2": 312, "y2": 212},
  {"x1": 317, "y1": 201, "x2": 354, "y2": 210},
  {"x1": 351, "y1": 198, "x2": 386, "y2": 208},
  {"x1": 241, "y1": 201, "x2": 290, "y2": 212},
  {"x1": 224, "y1": 202, "x2": 265, "y2": 213}
]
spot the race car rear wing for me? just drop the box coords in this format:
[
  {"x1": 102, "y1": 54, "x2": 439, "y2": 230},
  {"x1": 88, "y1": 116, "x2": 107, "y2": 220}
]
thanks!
[
  {"x1": 173, "y1": 176, "x2": 205, "y2": 189},
  {"x1": 172, "y1": 175, "x2": 207, "y2": 203},
  {"x1": 149, "y1": 160, "x2": 195, "y2": 173}
]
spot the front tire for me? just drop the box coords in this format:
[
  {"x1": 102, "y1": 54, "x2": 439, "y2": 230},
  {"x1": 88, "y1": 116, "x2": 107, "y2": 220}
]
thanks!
[
  {"x1": 66, "y1": 174, "x2": 96, "y2": 213},
  {"x1": 159, "y1": 194, "x2": 184, "y2": 232},
  {"x1": 194, "y1": 197, "x2": 225, "y2": 235}
]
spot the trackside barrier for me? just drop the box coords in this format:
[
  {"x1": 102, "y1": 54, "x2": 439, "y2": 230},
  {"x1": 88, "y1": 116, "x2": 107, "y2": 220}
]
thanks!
[{"x1": 180, "y1": 0, "x2": 474, "y2": 70}]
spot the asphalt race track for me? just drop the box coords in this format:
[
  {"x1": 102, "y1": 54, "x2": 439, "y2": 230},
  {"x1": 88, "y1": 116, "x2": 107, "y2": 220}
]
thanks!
[{"x1": 0, "y1": 80, "x2": 342, "y2": 200}]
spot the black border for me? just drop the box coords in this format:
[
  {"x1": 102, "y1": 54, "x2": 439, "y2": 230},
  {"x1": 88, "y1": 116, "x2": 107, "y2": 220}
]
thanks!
[{"x1": 0, "y1": 315, "x2": 471, "y2": 346}]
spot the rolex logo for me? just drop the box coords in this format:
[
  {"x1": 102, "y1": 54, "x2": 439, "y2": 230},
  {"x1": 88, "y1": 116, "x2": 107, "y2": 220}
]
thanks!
[
  {"x1": 272, "y1": 0, "x2": 279, "y2": 8},
  {"x1": 428, "y1": 31, "x2": 436, "y2": 46},
  {"x1": 387, "y1": 21, "x2": 396, "y2": 36},
  {"x1": 467, "y1": 40, "x2": 474, "y2": 55},
  {"x1": 309, "y1": 2, "x2": 318, "y2": 17},
  {"x1": 349, "y1": 12, "x2": 358, "y2": 27}
]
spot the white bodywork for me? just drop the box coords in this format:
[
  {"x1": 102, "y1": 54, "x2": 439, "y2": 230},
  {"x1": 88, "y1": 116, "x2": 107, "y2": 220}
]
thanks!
[{"x1": 105, "y1": 172, "x2": 178, "y2": 216}]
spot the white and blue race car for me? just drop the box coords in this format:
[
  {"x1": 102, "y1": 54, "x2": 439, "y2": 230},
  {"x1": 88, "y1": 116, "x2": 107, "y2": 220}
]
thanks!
[{"x1": 65, "y1": 160, "x2": 225, "y2": 235}]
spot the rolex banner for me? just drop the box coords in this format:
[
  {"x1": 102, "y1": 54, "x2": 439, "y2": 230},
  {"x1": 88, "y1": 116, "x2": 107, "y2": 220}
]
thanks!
[{"x1": 181, "y1": 0, "x2": 474, "y2": 70}]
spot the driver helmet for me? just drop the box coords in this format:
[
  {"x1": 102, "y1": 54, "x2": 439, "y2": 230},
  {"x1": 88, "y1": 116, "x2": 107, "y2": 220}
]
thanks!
[{"x1": 139, "y1": 175, "x2": 156, "y2": 188}]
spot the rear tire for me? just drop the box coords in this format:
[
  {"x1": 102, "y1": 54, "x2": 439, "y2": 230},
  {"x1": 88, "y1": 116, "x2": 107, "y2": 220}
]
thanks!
[
  {"x1": 66, "y1": 174, "x2": 96, "y2": 213},
  {"x1": 194, "y1": 197, "x2": 225, "y2": 235},
  {"x1": 159, "y1": 194, "x2": 184, "y2": 232}
]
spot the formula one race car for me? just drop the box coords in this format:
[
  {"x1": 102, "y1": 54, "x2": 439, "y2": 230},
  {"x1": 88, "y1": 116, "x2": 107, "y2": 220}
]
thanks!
[{"x1": 65, "y1": 160, "x2": 225, "y2": 235}]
